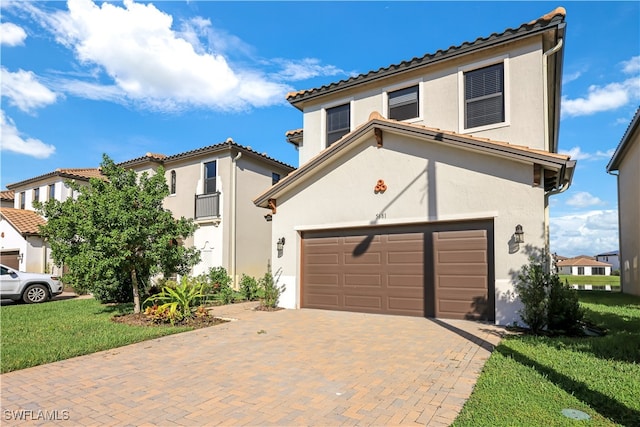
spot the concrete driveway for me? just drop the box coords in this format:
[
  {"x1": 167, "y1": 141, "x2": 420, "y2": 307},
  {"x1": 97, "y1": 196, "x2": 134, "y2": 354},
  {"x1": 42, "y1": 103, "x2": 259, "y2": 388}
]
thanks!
[{"x1": 0, "y1": 302, "x2": 504, "y2": 426}]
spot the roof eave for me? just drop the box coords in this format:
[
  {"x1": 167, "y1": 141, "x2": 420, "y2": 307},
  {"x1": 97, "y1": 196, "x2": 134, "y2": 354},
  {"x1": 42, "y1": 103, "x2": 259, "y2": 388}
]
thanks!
[{"x1": 607, "y1": 107, "x2": 640, "y2": 172}]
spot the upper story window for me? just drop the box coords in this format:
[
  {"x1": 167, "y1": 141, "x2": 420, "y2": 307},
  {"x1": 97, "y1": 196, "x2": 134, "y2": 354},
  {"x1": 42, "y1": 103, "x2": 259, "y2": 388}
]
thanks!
[
  {"x1": 272, "y1": 172, "x2": 281, "y2": 185},
  {"x1": 48, "y1": 184, "x2": 55, "y2": 201},
  {"x1": 19, "y1": 192, "x2": 25, "y2": 209},
  {"x1": 388, "y1": 85, "x2": 419, "y2": 121},
  {"x1": 326, "y1": 103, "x2": 350, "y2": 147},
  {"x1": 170, "y1": 170, "x2": 176, "y2": 195},
  {"x1": 33, "y1": 188, "x2": 40, "y2": 203},
  {"x1": 204, "y1": 161, "x2": 217, "y2": 194},
  {"x1": 464, "y1": 62, "x2": 505, "y2": 129}
]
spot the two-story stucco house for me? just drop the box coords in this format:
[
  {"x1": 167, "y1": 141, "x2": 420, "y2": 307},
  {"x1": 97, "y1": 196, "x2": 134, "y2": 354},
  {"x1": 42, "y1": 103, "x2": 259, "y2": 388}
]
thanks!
[
  {"x1": 607, "y1": 107, "x2": 640, "y2": 296},
  {"x1": 2, "y1": 168, "x2": 102, "y2": 273},
  {"x1": 254, "y1": 8, "x2": 575, "y2": 325},
  {"x1": 120, "y1": 139, "x2": 295, "y2": 284}
]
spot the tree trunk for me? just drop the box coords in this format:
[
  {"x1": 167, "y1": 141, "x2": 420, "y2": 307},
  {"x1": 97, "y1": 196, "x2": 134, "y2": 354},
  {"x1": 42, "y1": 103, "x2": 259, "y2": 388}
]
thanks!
[{"x1": 131, "y1": 267, "x2": 141, "y2": 314}]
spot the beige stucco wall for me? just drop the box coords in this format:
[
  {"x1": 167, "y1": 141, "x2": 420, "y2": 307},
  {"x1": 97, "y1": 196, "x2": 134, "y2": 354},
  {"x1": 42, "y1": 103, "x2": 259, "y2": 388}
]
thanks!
[
  {"x1": 271, "y1": 132, "x2": 546, "y2": 325},
  {"x1": 297, "y1": 37, "x2": 546, "y2": 165},
  {"x1": 618, "y1": 135, "x2": 640, "y2": 295}
]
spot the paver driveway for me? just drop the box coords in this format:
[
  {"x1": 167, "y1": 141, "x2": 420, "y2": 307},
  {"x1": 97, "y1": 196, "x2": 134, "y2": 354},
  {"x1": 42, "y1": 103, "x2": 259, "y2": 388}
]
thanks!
[{"x1": 1, "y1": 302, "x2": 504, "y2": 426}]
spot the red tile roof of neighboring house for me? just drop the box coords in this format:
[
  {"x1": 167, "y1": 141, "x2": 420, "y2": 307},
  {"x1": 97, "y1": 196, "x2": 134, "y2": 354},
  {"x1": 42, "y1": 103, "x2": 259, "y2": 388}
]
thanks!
[
  {"x1": 286, "y1": 7, "x2": 566, "y2": 107},
  {"x1": 0, "y1": 190, "x2": 15, "y2": 202},
  {"x1": 6, "y1": 168, "x2": 104, "y2": 190},
  {"x1": 0, "y1": 208, "x2": 46, "y2": 236},
  {"x1": 557, "y1": 256, "x2": 611, "y2": 267}
]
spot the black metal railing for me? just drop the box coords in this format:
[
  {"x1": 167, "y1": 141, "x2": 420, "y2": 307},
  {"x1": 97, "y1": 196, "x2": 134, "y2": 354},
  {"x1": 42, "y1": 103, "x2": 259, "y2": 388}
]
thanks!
[{"x1": 195, "y1": 193, "x2": 220, "y2": 219}]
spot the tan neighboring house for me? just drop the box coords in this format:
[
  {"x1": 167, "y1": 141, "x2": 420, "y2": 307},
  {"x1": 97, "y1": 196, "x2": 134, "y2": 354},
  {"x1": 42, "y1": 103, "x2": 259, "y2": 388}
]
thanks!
[
  {"x1": 254, "y1": 8, "x2": 575, "y2": 325},
  {"x1": 0, "y1": 190, "x2": 14, "y2": 208},
  {"x1": 2, "y1": 168, "x2": 102, "y2": 273},
  {"x1": 607, "y1": 107, "x2": 640, "y2": 295},
  {"x1": 120, "y1": 139, "x2": 295, "y2": 283},
  {"x1": 557, "y1": 256, "x2": 612, "y2": 276}
]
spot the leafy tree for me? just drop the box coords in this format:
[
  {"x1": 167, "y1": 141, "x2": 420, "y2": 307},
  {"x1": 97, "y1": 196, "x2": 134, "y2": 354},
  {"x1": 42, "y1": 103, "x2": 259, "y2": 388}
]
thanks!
[{"x1": 37, "y1": 154, "x2": 199, "y2": 313}]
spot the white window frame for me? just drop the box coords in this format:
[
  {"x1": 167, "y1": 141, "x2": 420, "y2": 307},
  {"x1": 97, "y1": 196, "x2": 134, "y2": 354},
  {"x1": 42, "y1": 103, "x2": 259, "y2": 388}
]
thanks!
[
  {"x1": 382, "y1": 79, "x2": 423, "y2": 123},
  {"x1": 458, "y1": 55, "x2": 510, "y2": 134},
  {"x1": 321, "y1": 97, "x2": 354, "y2": 148},
  {"x1": 202, "y1": 160, "x2": 218, "y2": 195}
]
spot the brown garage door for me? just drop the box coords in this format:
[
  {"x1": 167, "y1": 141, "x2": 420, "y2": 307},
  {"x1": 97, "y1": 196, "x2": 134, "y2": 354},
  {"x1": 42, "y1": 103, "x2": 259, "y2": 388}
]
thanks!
[
  {"x1": 1, "y1": 250, "x2": 20, "y2": 270},
  {"x1": 433, "y1": 230, "x2": 489, "y2": 320},
  {"x1": 302, "y1": 228, "x2": 424, "y2": 316}
]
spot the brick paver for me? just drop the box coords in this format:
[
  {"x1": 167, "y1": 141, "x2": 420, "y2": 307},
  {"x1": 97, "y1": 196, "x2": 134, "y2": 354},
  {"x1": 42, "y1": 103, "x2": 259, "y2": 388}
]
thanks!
[{"x1": 1, "y1": 302, "x2": 504, "y2": 426}]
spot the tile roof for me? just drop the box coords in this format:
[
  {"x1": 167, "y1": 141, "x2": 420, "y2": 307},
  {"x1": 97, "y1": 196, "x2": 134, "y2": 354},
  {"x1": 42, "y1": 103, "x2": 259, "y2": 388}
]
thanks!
[
  {"x1": 557, "y1": 256, "x2": 612, "y2": 267},
  {"x1": 0, "y1": 208, "x2": 46, "y2": 236},
  {"x1": 119, "y1": 138, "x2": 295, "y2": 171},
  {"x1": 6, "y1": 168, "x2": 104, "y2": 190},
  {"x1": 0, "y1": 190, "x2": 15, "y2": 201},
  {"x1": 607, "y1": 106, "x2": 640, "y2": 171},
  {"x1": 286, "y1": 7, "x2": 566, "y2": 107},
  {"x1": 285, "y1": 129, "x2": 304, "y2": 147}
]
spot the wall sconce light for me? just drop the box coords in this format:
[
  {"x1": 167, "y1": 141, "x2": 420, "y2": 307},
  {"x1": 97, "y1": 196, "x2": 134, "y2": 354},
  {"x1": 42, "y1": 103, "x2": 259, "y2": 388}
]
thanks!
[
  {"x1": 17, "y1": 253, "x2": 24, "y2": 263},
  {"x1": 264, "y1": 214, "x2": 272, "y2": 222},
  {"x1": 277, "y1": 237, "x2": 286, "y2": 252},
  {"x1": 514, "y1": 224, "x2": 524, "y2": 244}
]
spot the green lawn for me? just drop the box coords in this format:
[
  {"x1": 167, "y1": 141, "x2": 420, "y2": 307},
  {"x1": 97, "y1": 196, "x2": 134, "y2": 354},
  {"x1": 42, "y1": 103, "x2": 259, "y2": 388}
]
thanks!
[
  {"x1": 559, "y1": 274, "x2": 620, "y2": 287},
  {"x1": 0, "y1": 298, "x2": 196, "y2": 373},
  {"x1": 453, "y1": 291, "x2": 640, "y2": 427}
]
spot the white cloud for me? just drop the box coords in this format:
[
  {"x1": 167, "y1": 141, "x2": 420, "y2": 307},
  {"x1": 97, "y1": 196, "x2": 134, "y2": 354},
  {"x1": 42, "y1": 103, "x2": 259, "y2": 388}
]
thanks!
[
  {"x1": 561, "y1": 76, "x2": 640, "y2": 117},
  {"x1": 562, "y1": 70, "x2": 582, "y2": 85},
  {"x1": 0, "y1": 111, "x2": 56, "y2": 159},
  {"x1": 622, "y1": 56, "x2": 640, "y2": 74},
  {"x1": 565, "y1": 191, "x2": 605, "y2": 208},
  {"x1": 559, "y1": 146, "x2": 615, "y2": 161},
  {"x1": 18, "y1": 0, "x2": 296, "y2": 112},
  {"x1": 274, "y1": 58, "x2": 345, "y2": 81},
  {"x1": 0, "y1": 22, "x2": 27, "y2": 46},
  {"x1": 550, "y1": 210, "x2": 618, "y2": 257},
  {"x1": 0, "y1": 68, "x2": 58, "y2": 112}
]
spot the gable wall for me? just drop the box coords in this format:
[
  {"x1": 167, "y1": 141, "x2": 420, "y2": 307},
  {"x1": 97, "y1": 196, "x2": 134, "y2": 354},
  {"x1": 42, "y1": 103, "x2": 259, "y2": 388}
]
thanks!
[
  {"x1": 298, "y1": 37, "x2": 545, "y2": 165},
  {"x1": 270, "y1": 132, "x2": 546, "y2": 324},
  {"x1": 618, "y1": 134, "x2": 640, "y2": 295}
]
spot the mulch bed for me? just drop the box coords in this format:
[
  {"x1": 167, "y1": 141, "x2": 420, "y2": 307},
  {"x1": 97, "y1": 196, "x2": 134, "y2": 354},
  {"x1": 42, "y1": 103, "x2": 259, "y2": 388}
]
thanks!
[{"x1": 111, "y1": 313, "x2": 228, "y2": 328}]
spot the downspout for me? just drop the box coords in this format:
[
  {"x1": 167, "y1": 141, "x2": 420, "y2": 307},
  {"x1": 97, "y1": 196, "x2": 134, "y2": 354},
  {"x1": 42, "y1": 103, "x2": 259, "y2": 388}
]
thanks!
[
  {"x1": 230, "y1": 150, "x2": 242, "y2": 289},
  {"x1": 542, "y1": 38, "x2": 563, "y2": 152},
  {"x1": 542, "y1": 38, "x2": 564, "y2": 258}
]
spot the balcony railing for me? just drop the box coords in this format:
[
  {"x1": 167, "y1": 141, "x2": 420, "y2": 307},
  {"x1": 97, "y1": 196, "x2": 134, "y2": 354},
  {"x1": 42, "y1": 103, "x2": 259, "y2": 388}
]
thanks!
[{"x1": 195, "y1": 192, "x2": 220, "y2": 219}]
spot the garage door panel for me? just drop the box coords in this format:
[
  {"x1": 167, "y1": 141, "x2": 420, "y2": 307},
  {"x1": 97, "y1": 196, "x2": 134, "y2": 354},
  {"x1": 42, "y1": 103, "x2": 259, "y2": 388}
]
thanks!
[
  {"x1": 387, "y1": 274, "x2": 423, "y2": 288},
  {"x1": 344, "y1": 274, "x2": 382, "y2": 287},
  {"x1": 387, "y1": 252, "x2": 422, "y2": 264},
  {"x1": 306, "y1": 274, "x2": 339, "y2": 285},
  {"x1": 344, "y1": 295, "x2": 382, "y2": 310},
  {"x1": 306, "y1": 253, "x2": 340, "y2": 265},
  {"x1": 344, "y1": 252, "x2": 382, "y2": 265},
  {"x1": 389, "y1": 297, "x2": 423, "y2": 311},
  {"x1": 305, "y1": 294, "x2": 340, "y2": 307},
  {"x1": 438, "y1": 275, "x2": 487, "y2": 289},
  {"x1": 436, "y1": 264, "x2": 487, "y2": 275},
  {"x1": 437, "y1": 250, "x2": 487, "y2": 263}
]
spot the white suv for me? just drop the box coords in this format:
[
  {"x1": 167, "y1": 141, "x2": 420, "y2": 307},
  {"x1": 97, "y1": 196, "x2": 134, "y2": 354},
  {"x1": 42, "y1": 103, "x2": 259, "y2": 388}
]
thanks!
[{"x1": 0, "y1": 264, "x2": 63, "y2": 303}]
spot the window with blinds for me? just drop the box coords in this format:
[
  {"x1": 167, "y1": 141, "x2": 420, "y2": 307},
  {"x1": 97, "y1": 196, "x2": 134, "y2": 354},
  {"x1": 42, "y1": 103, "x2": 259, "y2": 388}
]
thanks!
[
  {"x1": 464, "y1": 63, "x2": 504, "y2": 129},
  {"x1": 326, "y1": 103, "x2": 350, "y2": 147},
  {"x1": 389, "y1": 85, "x2": 419, "y2": 121}
]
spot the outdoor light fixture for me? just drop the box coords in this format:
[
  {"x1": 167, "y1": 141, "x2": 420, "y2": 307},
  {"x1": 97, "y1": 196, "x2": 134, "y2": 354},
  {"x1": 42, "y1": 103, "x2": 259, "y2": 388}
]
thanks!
[
  {"x1": 17, "y1": 253, "x2": 24, "y2": 263},
  {"x1": 277, "y1": 237, "x2": 286, "y2": 252},
  {"x1": 264, "y1": 214, "x2": 272, "y2": 222},
  {"x1": 514, "y1": 224, "x2": 524, "y2": 244}
]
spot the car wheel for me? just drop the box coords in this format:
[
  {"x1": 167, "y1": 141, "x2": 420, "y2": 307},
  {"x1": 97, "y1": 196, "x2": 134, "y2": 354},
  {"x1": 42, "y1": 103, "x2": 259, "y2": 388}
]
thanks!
[{"x1": 22, "y1": 284, "x2": 49, "y2": 304}]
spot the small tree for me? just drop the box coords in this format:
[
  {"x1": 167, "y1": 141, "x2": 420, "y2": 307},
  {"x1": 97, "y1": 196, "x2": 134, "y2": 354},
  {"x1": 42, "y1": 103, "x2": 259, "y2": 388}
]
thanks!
[
  {"x1": 260, "y1": 267, "x2": 285, "y2": 309},
  {"x1": 37, "y1": 154, "x2": 200, "y2": 313}
]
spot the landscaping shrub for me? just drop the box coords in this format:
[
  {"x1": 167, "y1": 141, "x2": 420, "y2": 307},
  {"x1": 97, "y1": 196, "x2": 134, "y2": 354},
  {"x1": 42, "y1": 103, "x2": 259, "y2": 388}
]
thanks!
[
  {"x1": 206, "y1": 266, "x2": 232, "y2": 293},
  {"x1": 240, "y1": 274, "x2": 259, "y2": 301},
  {"x1": 143, "y1": 277, "x2": 208, "y2": 324},
  {"x1": 214, "y1": 283, "x2": 238, "y2": 305},
  {"x1": 260, "y1": 269, "x2": 285, "y2": 309},
  {"x1": 515, "y1": 255, "x2": 583, "y2": 335}
]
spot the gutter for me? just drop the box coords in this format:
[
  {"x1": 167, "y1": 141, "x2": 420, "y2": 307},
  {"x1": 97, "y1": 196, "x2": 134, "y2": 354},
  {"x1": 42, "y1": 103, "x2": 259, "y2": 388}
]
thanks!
[{"x1": 230, "y1": 150, "x2": 242, "y2": 288}]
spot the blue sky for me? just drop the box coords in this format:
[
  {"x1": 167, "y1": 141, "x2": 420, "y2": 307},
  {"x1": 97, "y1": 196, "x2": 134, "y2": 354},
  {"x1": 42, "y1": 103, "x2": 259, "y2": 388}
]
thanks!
[{"x1": 1, "y1": 1, "x2": 638, "y2": 257}]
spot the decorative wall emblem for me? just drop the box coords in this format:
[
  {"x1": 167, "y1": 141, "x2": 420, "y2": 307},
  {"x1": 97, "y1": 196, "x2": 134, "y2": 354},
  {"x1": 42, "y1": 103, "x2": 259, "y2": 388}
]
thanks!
[{"x1": 374, "y1": 179, "x2": 387, "y2": 193}]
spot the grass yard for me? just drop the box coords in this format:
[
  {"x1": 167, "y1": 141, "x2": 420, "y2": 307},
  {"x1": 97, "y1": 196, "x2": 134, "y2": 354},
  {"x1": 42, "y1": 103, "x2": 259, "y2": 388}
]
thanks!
[
  {"x1": 453, "y1": 291, "x2": 640, "y2": 427},
  {"x1": 0, "y1": 298, "x2": 196, "y2": 373},
  {"x1": 559, "y1": 274, "x2": 620, "y2": 288}
]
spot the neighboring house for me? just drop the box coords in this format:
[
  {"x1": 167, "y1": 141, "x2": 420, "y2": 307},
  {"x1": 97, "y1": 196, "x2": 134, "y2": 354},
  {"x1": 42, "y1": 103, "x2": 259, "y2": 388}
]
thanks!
[
  {"x1": 607, "y1": 107, "x2": 640, "y2": 296},
  {"x1": 254, "y1": 8, "x2": 575, "y2": 325},
  {"x1": 557, "y1": 256, "x2": 612, "y2": 276},
  {"x1": 595, "y1": 250, "x2": 620, "y2": 271},
  {"x1": 0, "y1": 190, "x2": 14, "y2": 208},
  {"x1": 2, "y1": 168, "x2": 103, "y2": 273},
  {"x1": 120, "y1": 139, "x2": 295, "y2": 283}
]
